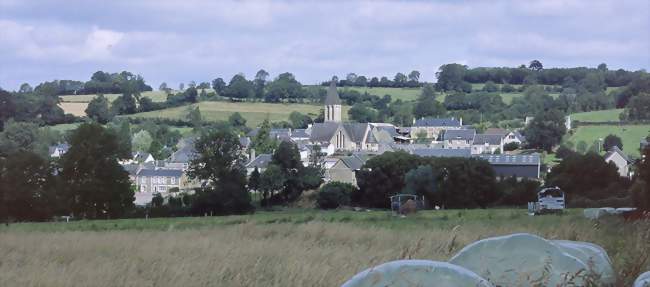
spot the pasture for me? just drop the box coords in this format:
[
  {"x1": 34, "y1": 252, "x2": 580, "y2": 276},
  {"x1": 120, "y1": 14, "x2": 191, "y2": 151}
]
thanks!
[
  {"x1": 0, "y1": 209, "x2": 647, "y2": 287},
  {"x1": 572, "y1": 109, "x2": 625, "y2": 122},
  {"x1": 122, "y1": 101, "x2": 348, "y2": 128},
  {"x1": 566, "y1": 124, "x2": 650, "y2": 156},
  {"x1": 60, "y1": 91, "x2": 173, "y2": 103}
]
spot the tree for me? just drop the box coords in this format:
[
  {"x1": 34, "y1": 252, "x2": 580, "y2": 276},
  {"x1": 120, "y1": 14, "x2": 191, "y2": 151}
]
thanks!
[
  {"x1": 138, "y1": 97, "x2": 156, "y2": 112},
  {"x1": 260, "y1": 164, "x2": 285, "y2": 206},
  {"x1": 60, "y1": 123, "x2": 134, "y2": 218},
  {"x1": 111, "y1": 93, "x2": 137, "y2": 115},
  {"x1": 179, "y1": 83, "x2": 185, "y2": 91},
  {"x1": 254, "y1": 69, "x2": 269, "y2": 99},
  {"x1": 403, "y1": 165, "x2": 437, "y2": 200},
  {"x1": 211, "y1": 78, "x2": 226, "y2": 95},
  {"x1": 0, "y1": 90, "x2": 15, "y2": 131},
  {"x1": 355, "y1": 76, "x2": 368, "y2": 87},
  {"x1": 85, "y1": 94, "x2": 113, "y2": 124},
  {"x1": 0, "y1": 120, "x2": 52, "y2": 158},
  {"x1": 248, "y1": 167, "x2": 261, "y2": 192},
  {"x1": 348, "y1": 104, "x2": 378, "y2": 123},
  {"x1": 131, "y1": 130, "x2": 153, "y2": 152},
  {"x1": 250, "y1": 119, "x2": 278, "y2": 154},
  {"x1": 529, "y1": 60, "x2": 543, "y2": 71},
  {"x1": 413, "y1": 84, "x2": 445, "y2": 119},
  {"x1": 355, "y1": 151, "x2": 420, "y2": 208},
  {"x1": 0, "y1": 150, "x2": 58, "y2": 222},
  {"x1": 523, "y1": 109, "x2": 567, "y2": 152},
  {"x1": 482, "y1": 81, "x2": 499, "y2": 92},
  {"x1": 228, "y1": 112, "x2": 247, "y2": 128},
  {"x1": 408, "y1": 70, "x2": 421, "y2": 83},
  {"x1": 186, "y1": 105, "x2": 202, "y2": 128},
  {"x1": 159, "y1": 82, "x2": 168, "y2": 91},
  {"x1": 19, "y1": 83, "x2": 33, "y2": 94},
  {"x1": 224, "y1": 74, "x2": 254, "y2": 99},
  {"x1": 187, "y1": 127, "x2": 253, "y2": 215},
  {"x1": 622, "y1": 93, "x2": 650, "y2": 121},
  {"x1": 603, "y1": 134, "x2": 623, "y2": 151},
  {"x1": 435, "y1": 63, "x2": 468, "y2": 92},
  {"x1": 369, "y1": 77, "x2": 380, "y2": 87},
  {"x1": 289, "y1": 111, "x2": 312, "y2": 129},
  {"x1": 265, "y1": 72, "x2": 304, "y2": 102},
  {"x1": 317, "y1": 182, "x2": 356, "y2": 209},
  {"x1": 393, "y1": 72, "x2": 407, "y2": 87},
  {"x1": 576, "y1": 140, "x2": 588, "y2": 154},
  {"x1": 271, "y1": 141, "x2": 304, "y2": 202}
]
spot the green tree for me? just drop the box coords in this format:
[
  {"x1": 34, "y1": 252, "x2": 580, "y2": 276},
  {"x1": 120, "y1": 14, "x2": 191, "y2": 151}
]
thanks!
[
  {"x1": 355, "y1": 151, "x2": 420, "y2": 208},
  {"x1": 482, "y1": 81, "x2": 499, "y2": 92},
  {"x1": 289, "y1": 111, "x2": 312, "y2": 129},
  {"x1": 603, "y1": 134, "x2": 623, "y2": 151},
  {"x1": 0, "y1": 120, "x2": 52, "y2": 158},
  {"x1": 224, "y1": 74, "x2": 254, "y2": 99},
  {"x1": 211, "y1": 78, "x2": 226, "y2": 95},
  {"x1": 187, "y1": 127, "x2": 253, "y2": 215},
  {"x1": 435, "y1": 63, "x2": 468, "y2": 92},
  {"x1": 186, "y1": 105, "x2": 202, "y2": 128},
  {"x1": 523, "y1": 109, "x2": 567, "y2": 152},
  {"x1": 348, "y1": 104, "x2": 378, "y2": 123},
  {"x1": 228, "y1": 112, "x2": 247, "y2": 128},
  {"x1": 260, "y1": 164, "x2": 285, "y2": 206},
  {"x1": 403, "y1": 165, "x2": 437, "y2": 200},
  {"x1": 413, "y1": 84, "x2": 445, "y2": 119},
  {"x1": 265, "y1": 72, "x2": 304, "y2": 102},
  {"x1": 60, "y1": 123, "x2": 134, "y2": 218},
  {"x1": 0, "y1": 151, "x2": 58, "y2": 222},
  {"x1": 317, "y1": 182, "x2": 356, "y2": 209},
  {"x1": 254, "y1": 69, "x2": 269, "y2": 100},
  {"x1": 528, "y1": 60, "x2": 543, "y2": 71},
  {"x1": 622, "y1": 93, "x2": 650, "y2": 120},
  {"x1": 248, "y1": 167, "x2": 261, "y2": 192},
  {"x1": 132, "y1": 130, "x2": 153, "y2": 152},
  {"x1": 85, "y1": 94, "x2": 113, "y2": 124},
  {"x1": 250, "y1": 119, "x2": 278, "y2": 154}
]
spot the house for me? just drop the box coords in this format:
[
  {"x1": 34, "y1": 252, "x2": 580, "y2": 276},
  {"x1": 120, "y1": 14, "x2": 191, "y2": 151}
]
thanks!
[
  {"x1": 136, "y1": 168, "x2": 184, "y2": 193},
  {"x1": 325, "y1": 155, "x2": 367, "y2": 186},
  {"x1": 504, "y1": 131, "x2": 526, "y2": 146},
  {"x1": 121, "y1": 163, "x2": 142, "y2": 183},
  {"x1": 410, "y1": 117, "x2": 463, "y2": 140},
  {"x1": 247, "y1": 128, "x2": 292, "y2": 142},
  {"x1": 120, "y1": 151, "x2": 155, "y2": 165},
  {"x1": 604, "y1": 146, "x2": 632, "y2": 178},
  {"x1": 166, "y1": 138, "x2": 195, "y2": 170},
  {"x1": 443, "y1": 129, "x2": 476, "y2": 149},
  {"x1": 291, "y1": 129, "x2": 310, "y2": 141},
  {"x1": 245, "y1": 154, "x2": 273, "y2": 175},
  {"x1": 477, "y1": 154, "x2": 541, "y2": 179},
  {"x1": 472, "y1": 134, "x2": 504, "y2": 154},
  {"x1": 48, "y1": 143, "x2": 70, "y2": 158}
]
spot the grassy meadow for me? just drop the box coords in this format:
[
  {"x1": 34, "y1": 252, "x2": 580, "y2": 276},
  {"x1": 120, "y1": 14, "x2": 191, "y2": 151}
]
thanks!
[
  {"x1": 0, "y1": 209, "x2": 648, "y2": 287},
  {"x1": 572, "y1": 109, "x2": 625, "y2": 122},
  {"x1": 122, "y1": 102, "x2": 348, "y2": 128},
  {"x1": 566, "y1": 124, "x2": 650, "y2": 157}
]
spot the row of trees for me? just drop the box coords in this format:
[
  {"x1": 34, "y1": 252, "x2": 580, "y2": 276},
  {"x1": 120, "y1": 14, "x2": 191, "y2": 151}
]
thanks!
[{"x1": 320, "y1": 71, "x2": 423, "y2": 88}]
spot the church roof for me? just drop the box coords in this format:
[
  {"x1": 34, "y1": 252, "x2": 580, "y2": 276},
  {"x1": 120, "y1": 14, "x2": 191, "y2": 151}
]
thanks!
[
  {"x1": 309, "y1": 122, "x2": 341, "y2": 142},
  {"x1": 324, "y1": 81, "x2": 342, "y2": 105}
]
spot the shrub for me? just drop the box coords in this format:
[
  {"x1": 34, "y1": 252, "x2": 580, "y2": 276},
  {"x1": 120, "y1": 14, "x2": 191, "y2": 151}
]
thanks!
[
  {"x1": 504, "y1": 142, "x2": 520, "y2": 151},
  {"x1": 317, "y1": 182, "x2": 357, "y2": 209}
]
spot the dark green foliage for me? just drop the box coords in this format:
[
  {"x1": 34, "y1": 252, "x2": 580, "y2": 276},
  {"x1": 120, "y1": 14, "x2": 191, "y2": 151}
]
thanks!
[
  {"x1": 355, "y1": 151, "x2": 420, "y2": 208},
  {"x1": 250, "y1": 120, "x2": 278, "y2": 154},
  {"x1": 528, "y1": 60, "x2": 543, "y2": 71},
  {"x1": 60, "y1": 123, "x2": 134, "y2": 219},
  {"x1": 603, "y1": 134, "x2": 623, "y2": 151},
  {"x1": 260, "y1": 164, "x2": 286, "y2": 206},
  {"x1": 523, "y1": 109, "x2": 567, "y2": 152},
  {"x1": 85, "y1": 94, "x2": 113, "y2": 124},
  {"x1": 435, "y1": 64, "x2": 470, "y2": 92},
  {"x1": 82, "y1": 71, "x2": 151, "y2": 95},
  {"x1": 265, "y1": 73, "x2": 304, "y2": 102},
  {"x1": 0, "y1": 151, "x2": 58, "y2": 221},
  {"x1": 621, "y1": 92, "x2": 650, "y2": 121},
  {"x1": 228, "y1": 112, "x2": 247, "y2": 128},
  {"x1": 555, "y1": 145, "x2": 576, "y2": 159},
  {"x1": 495, "y1": 177, "x2": 540, "y2": 206},
  {"x1": 547, "y1": 152, "x2": 629, "y2": 203},
  {"x1": 187, "y1": 127, "x2": 253, "y2": 215},
  {"x1": 211, "y1": 78, "x2": 226, "y2": 95},
  {"x1": 111, "y1": 93, "x2": 138, "y2": 115},
  {"x1": 224, "y1": 74, "x2": 254, "y2": 99},
  {"x1": 615, "y1": 75, "x2": 650, "y2": 108},
  {"x1": 0, "y1": 90, "x2": 16, "y2": 131},
  {"x1": 635, "y1": 146, "x2": 650, "y2": 210},
  {"x1": 413, "y1": 84, "x2": 445, "y2": 119},
  {"x1": 503, "y1": 142, "x2": 520, "y2": 151},
  {"x1": 317, "y1": 182, "x2": 356, "y2": 209},
  {"x1": 248, "y1": 167, "x2": 261, "y2": 192},
  {"x1": 288, "y1": 111, "x2": 312, "y2": 129},
  {"x1": 348, "y1": 104, "x2": 378, "y2": 123},
  {"x1": 0, "y1": 120, "x2": 56, "y2": 158},
  {"x1": 482, "y1": 81, "x2": 499, "y2": 92},
  {"x1": 152, "y1": 193, "x2": 164, "y2": 208},
  {"x1": 403, "y1": 165, "x2": 437, "y2": 200}
]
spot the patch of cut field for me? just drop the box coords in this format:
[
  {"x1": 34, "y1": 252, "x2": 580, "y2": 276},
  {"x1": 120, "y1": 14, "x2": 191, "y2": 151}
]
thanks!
[
  {"x1": 566, "y1": 124, "x2": 650, "y2": 156},
  {"x1": 59, "y1": 102, "x2": 88, "y2": 116},
  {"x1": 571, "y1": 109, "x2": 624, "y2": 122}
]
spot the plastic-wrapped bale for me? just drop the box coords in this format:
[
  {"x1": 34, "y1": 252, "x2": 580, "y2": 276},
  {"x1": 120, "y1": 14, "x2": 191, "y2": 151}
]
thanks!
[
  {"x1": 635, "y1": 271, "x2": 650, "y2": 287},
  {"x1": 341, "y1": 260, "x2": 493, "y2": 287},
  {"x1": 449, "y1": 233, "x2": 591, "y2": 286},
  {"x1": 553, "y1": 240, "x2": 616, "y2": 285}
]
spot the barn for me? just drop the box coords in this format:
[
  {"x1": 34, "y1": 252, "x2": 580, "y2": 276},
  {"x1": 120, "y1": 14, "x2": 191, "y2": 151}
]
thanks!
[{"x1": 476, "y1": 154, "x2": 541, "y2": 179}]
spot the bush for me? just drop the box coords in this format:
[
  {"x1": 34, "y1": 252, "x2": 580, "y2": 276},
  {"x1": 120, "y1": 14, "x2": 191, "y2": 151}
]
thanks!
[
  {"x1": 504, "y1": 142, "x2": 520, "y2": 151},
  {"x1": 317, "y1": 182, "x2": 357, "y2": 209}
]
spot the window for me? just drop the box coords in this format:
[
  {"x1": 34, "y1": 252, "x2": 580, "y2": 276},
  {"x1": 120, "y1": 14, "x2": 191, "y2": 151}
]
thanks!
[
  {"x1": 141, "y1": 177, "x2": 146, "y2": 184},
  {"x1": 171, "y1": 177, "x2": 176, "y2": 184},
  {"x1": 158, "y1": 186, "x2": 166, "y2": 192}
]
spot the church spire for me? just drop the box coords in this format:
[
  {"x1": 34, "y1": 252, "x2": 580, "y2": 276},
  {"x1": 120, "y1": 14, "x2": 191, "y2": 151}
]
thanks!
[{"x1": 324, "y1": 80, "x2": 342, "y2": 122}]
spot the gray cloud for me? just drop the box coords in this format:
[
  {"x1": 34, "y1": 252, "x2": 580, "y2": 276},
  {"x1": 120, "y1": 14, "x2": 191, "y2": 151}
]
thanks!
[{"x1": 0, "y1": 0, "x2": 648, "y2": 90}]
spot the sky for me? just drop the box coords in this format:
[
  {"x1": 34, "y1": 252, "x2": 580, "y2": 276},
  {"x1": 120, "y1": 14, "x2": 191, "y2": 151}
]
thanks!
[{"x1": 1, "y1": 0, "x2": 649, "y2": 90}]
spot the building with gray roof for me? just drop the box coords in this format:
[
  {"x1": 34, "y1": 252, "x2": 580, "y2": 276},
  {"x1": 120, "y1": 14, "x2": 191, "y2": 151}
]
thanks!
[
  {"x1": 412, "y1": 148, "x2": 472, "y2": 158},
  {"x1": 136, "y1": 168, "x2": 185, "y2": 193},
  {"x1": 476, "y1": 154, "x2": 541, "y2": 179},
  {"x1": 245, "y1": 154, "x2": 273, "y2": 175}
]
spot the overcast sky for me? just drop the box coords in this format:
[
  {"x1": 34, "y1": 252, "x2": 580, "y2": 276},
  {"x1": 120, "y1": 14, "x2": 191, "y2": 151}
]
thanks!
[{"x1": 1, "y1": 0, "x2": 648, "y2": 90}]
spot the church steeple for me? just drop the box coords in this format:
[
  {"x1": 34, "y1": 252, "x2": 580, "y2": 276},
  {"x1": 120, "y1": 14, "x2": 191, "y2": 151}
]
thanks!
[{"x1": 324, "y1": 81, "x2": 342, "y2": 122}]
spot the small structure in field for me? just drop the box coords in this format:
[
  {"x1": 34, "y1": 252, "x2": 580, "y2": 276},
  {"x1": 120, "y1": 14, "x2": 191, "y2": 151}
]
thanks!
[
  {"x1": 527, "y1": 187, "x2": 565, "y2": 215},
  {"x1": 390, "y1": 194, "x2": 424, "y2": 215}
]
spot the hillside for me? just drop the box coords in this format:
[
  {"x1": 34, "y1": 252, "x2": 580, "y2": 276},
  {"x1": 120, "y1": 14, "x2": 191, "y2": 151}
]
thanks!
[
  {"x1": 121, "y1": 101, "x2": 348, "y2": 128},
  {"x1": 565, "y1": 124, "x2": 649, "y2": 157}
]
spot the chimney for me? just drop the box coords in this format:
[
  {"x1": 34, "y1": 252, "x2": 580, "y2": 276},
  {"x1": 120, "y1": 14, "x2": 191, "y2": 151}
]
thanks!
[
  {"x1": 459, "y1": 117, "x2": 463, "y2": 126},
  {"x1": 249, "y1": 149, "x2": 256, "y2": 161}
]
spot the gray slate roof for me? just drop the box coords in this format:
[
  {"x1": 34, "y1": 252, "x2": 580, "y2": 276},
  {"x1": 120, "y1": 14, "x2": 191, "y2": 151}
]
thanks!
[
  {"x1": 483, "y1": 128, "x2": 508, "y2": 136},
  {"x1": 476, "y1": 154, "x2": 540, "y2": 166},
  {"x1": 339, "y1": 155, "x2": 366, "y2": 170},
  {"x1": 343, "y1": 123, "x2": 369, "y2": 143},
  {"x1": 246, "y1": 154, "x2": 273, "y2": 169},
  {"x1": 412, "y1": 148, "x2": 472, "y2": 158},
  {"x1": 309, "y1": 122, "x2": 341, "y2": 142},
  {"x1": 291, "y1": 129, "x2": 310, "y2": 138},
  {"x1": 132, "y1": 151, "x2": 152, "y2": 162},
  {"x1": 444, "y1": 129, "x2": 476, "y2": 141},
  {"x1": 239, "y1": 136, "x2": 251, "y2": 148},
  {"x1": 121, "y1": 164, "x2": 141, "y2": 176},
  {"x1": 604, "y1": 146, "x2": 630, "y2": 163},
  {"x1": 414, "y1": 118, "x2": 461, "y2": 127},
  {"x1": 169, "y1": 144, "x2": 195, "y2": 163},
  {"x1": 137, "y1": 168, "x2": 183, "y2": 177},
  {"x1": 473, "y1": 134, "x2": 503, "y2": 145},
  {"x1": 324, "y1": 81, "x2": 342, "y2": 105}
]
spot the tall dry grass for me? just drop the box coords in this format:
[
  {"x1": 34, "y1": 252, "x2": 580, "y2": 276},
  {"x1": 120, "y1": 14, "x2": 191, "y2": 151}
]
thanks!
[{"x1": 0, "y1": 218, "x2": 648, "y2": 287}]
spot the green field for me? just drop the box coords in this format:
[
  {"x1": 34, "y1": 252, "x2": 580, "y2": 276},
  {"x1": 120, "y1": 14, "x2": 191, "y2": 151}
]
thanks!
[
  {"x1": 60, "y1": 90, "x2": 176, "y2": 103},
  {"x1": 571, "y1": 109, "x2": 624, "y2": 122},
  {"x1": 0, "y1": 209, "x2": 647, "y2": 286},
  {"x1": 566, "y1": 124, "x2": 650, "y2": 157},
  {"x1": 122, "y1": 101, "x2": 346, "y2": 128}
]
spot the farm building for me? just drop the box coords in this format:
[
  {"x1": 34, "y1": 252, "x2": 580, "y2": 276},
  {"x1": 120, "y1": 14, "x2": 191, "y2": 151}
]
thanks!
[
  {"x1": 604, "y1": 146, "x2": 632, "y2": 178},
  {"x1": 476, "y1": 154, "x2": 541, "y2": 179}
]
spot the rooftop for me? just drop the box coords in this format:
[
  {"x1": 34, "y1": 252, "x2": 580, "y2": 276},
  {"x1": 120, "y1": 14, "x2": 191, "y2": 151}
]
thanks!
[
  {"x1": 473, "y1": 134, "x2": 503, "y2": 145},
  {"x1": 324, "y1": 81, "x2": 342, "y2": 105},
  {"x1": 476, "y1": 154, "x2": 541, "y2": 166},
  {"x1": 137, "y1": 168, "x2": 184, "y2": 177},
  {"x1": 413, "y1": 117, "x2": 461, "y2": 127},
  {"x1": 443, "y1": 129, "x2": 476, "y2": 141}
]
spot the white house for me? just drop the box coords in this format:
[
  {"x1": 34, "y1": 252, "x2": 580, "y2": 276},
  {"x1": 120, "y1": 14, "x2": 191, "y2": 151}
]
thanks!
[
  {"x1": 471, "y1": 134, "x2": 504, "y2": 154},
  {"x1": 443, "y1": 129, "x2": 476, "y2": 149},
  {"x1": 48, "y1": 143, "x2": 70, "y2": 158},
  {"x1": 604, "y1": 146, "x2": 632, "y2": 178}
]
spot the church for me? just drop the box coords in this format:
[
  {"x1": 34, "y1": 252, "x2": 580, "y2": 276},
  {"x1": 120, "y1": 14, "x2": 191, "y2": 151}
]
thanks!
[{"x1": 308, "y1": 82, "x2": 401, "y2": 152}]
